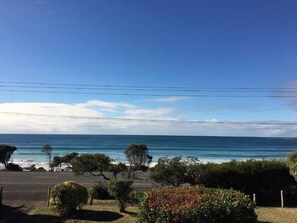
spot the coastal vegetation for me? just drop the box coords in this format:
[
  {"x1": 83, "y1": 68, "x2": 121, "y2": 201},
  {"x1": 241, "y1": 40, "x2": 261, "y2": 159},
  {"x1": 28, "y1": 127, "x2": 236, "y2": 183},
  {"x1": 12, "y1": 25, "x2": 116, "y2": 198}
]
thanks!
[
  {"x1": 150, "y1": 157, "x2": 297, "y2": 206},
  {"x1": 2, "y1": 143, "x2": 297, "y2": 222},
  {"x1": 138, "y1": 186, "x2": 257, "y2": 223},
  {"x1": 287, "y1": 150, "x2": 297, "y2": 181},
  {"x1": 49, "y1": 181, "x2": 88, "y2": 216},
  {"x1": 108, "y1": 179, "x2": 133, "y2": 212},
  {"x1": 0, "y1": 144, "x2": 17, "y2": 169},
  {"x1": 72, "y1": 153, "x2": 112, "y2": 180},
  {"x1": 88, "y1": 181, "x2": 112, "y2": 200},
  {"x1": 50, "y1": 152, "x2": 79, "y2": 170},
  {"x1": 41, "y1": 144, "x2": 53, "y2": 171}
]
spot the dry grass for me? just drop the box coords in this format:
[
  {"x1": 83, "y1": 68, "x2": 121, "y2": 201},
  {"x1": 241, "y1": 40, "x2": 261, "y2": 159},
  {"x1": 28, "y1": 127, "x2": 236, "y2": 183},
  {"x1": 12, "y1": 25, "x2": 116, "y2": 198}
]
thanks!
[{"x1": 256, "y1": 207, "x2": 297, "y2": 223}]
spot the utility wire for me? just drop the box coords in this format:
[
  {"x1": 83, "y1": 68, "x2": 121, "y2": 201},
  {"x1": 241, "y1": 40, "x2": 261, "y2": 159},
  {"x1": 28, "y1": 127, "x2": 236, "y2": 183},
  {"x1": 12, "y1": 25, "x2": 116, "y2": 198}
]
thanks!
[
  {"x1": 0, "y1": 89, "x2": 296, "y2": 98},
  {"x1": 0, "y1": 111, "x2": 296, "y2": 125},
  {"x1": 0, "y1": 81, "x2": 297, "y2": 90},
  {"x1": 0, "y1": 85, "x2": 297, "y2": 93}
]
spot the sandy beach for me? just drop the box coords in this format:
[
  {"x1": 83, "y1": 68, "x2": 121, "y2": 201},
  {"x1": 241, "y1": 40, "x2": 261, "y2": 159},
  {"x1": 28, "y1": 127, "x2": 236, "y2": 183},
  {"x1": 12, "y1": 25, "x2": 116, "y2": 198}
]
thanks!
[{"x1": 0, "y1": 171, "x2": 151, "y2": 205}]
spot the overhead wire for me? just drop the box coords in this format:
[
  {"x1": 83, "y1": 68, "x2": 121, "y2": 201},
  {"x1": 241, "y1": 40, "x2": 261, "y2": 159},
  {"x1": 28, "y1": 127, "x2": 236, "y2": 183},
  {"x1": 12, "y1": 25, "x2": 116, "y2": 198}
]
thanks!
[{"x1": 0, "y1": 81, "x2": 296, "y2": 98}]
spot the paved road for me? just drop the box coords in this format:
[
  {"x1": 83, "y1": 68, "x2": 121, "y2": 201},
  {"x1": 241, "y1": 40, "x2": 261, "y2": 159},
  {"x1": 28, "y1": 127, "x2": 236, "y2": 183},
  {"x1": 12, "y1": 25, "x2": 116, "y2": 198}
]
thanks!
[{"x1": 0, "y1": 171, "x2": 151, "y2": 205}]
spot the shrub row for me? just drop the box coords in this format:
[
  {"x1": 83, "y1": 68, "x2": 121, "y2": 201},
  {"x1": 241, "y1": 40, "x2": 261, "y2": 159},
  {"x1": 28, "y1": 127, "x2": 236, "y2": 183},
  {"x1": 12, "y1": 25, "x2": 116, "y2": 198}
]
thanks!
[
  {"x1": 150, "y1": 158, "x2": 297, "y2": 193},
  {"x1": 138, "y1": 186, "x2": 257, "y2": 223},
  {"x1": 196, "y1": 160, "x2": 297, "y2": 196},
  {"x1": 50, "y1": 179, "x2": 133, "y2": 216}
]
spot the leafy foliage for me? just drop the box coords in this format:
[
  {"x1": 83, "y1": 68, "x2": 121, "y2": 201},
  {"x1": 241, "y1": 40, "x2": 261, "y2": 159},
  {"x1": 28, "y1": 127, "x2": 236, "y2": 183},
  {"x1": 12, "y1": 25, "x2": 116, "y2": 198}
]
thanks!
[
  {"x1": 0, "y1": 144, "x2": 17, "y2": 167},
  {"x1": 287, "y1": 150, "x2": 297, "y2": 181},
  {"x1": 51, "y1": 152, "x2": 79, "y2": 170},
  {"x1": 108, "y1": 162, "x2": 128, "y2": 178},
  {"x1": 72, "y1": 153, "x2": 112, "y2": 180},
  {"x1": 138, "y1": 186, "x2": 257, "y2": 223},
  {"x1": 88, "y1": 181, "x2": 112, "y2": 200},
  {"x1": 150, "y1": 156, "x2": 297, "y2": 195},
  {"x1": 50, "y1": 181, "x2": 88, "y2": 216},
  {"x1": 125, "y1": 144, "x2": 149, "y2": 170},
  {"x1": 42, "y1": 144, "x2": 53, "y2": 170},
  {"x1": 108, "y1": 179, "x2": 133, "y2": 212},
  {"x1": 150, "y1": 156, "x2": 187, "y2": 186},
  {"x1": 197, "y1": 159, "x2": 296, "y2": 195}
]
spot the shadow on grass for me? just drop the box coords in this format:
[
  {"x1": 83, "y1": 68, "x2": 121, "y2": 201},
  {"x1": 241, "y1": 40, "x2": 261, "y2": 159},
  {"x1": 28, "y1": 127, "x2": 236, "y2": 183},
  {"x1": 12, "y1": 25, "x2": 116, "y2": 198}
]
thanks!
[
  {"x1": 123, "y1": 210, "x2": 137, "y2": 217},
  {"x1": 73, "y1": 210, "x2": 123, "y2": 221},
  {"x1": 0, "y1": 205, "x2": 126, "y2": 223},
  {"x1": 0, "y1": 205, "x2": 62, "y2": 223}
]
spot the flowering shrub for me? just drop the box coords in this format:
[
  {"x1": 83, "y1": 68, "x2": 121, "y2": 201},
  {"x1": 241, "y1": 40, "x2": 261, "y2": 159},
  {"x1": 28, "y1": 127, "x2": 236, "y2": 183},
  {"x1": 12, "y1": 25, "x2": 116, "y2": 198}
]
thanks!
[
  {"x1": 138, "y1": 186, "x2": 257, "y2": 223},
  {"x1": 50, "y1": 181, "x2": 88, "y2": 216}
]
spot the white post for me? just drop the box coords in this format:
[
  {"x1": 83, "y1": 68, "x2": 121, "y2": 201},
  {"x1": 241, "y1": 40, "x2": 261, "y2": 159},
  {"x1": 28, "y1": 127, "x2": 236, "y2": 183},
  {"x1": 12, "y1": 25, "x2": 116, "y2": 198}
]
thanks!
[{"x1": 281, "y1": 190, "x2": 284, "y2": 208}]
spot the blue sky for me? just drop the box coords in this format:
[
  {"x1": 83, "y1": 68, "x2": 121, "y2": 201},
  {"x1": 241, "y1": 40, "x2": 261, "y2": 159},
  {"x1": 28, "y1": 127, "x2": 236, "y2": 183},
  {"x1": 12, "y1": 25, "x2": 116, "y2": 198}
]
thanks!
[{"x1": 0, "y1": 0, "x2": 296, "y2": 136}]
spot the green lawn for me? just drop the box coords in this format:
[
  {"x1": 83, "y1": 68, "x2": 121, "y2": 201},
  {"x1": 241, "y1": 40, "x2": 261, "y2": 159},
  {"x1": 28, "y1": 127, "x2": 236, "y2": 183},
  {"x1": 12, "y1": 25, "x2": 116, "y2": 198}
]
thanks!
[
  {"x1": 256, "y1": 207, "x2": 297, "y2": 223},
  {"x1": 0, "y1": 200, "x2": 138, "y2": 223},
  {"x1": 2, "y1": 202, "x2": 297, "y2": 223}
]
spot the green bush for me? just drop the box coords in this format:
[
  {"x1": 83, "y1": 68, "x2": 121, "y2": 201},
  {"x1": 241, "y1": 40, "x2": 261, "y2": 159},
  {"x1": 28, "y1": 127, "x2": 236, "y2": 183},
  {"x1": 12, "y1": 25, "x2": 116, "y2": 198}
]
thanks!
[
  {"x1": 150, "y1": 157, "x2": 297, "y2": 199},
  {"x1": 138, "y1": 186, "x2": 257, "y2": 223},
  {"x1": 108, "y1": 179, "x2": 133, "y2": 212},
  {"x1": 197, "y1": 160, "x2": 297, "y2": 195},
  {"x1": 150, "y1": 156, "x2": 187, "y2": 186},
  {"x1": 88, "y1": 181, "x2": 112, "y2": 200},
  {"x1": 50, "y1": 181, "x2": 88, "y2": 216}
]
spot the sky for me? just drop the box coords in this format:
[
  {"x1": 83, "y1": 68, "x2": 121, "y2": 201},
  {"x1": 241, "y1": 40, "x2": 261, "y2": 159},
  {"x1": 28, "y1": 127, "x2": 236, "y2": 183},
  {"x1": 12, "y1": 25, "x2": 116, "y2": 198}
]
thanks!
[{"x1": 0, "y1": 0, "x2": 296, "y2": 136}]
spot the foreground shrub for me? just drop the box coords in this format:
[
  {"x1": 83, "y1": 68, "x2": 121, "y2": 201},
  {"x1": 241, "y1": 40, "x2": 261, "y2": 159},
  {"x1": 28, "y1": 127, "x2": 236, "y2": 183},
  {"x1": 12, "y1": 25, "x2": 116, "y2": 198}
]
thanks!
[
  {"x1": 108, "y1": 179, "x2": 133, "y2": 212},
  {"x1": 138, "y1": 186, "x2": 257, "y2": 223},
  {"x1": 88, "y1": 181, "x2": 112, "y2": 200},
  {"x1": 50, "y1": 181, "x2": 88, "y2": 216}
]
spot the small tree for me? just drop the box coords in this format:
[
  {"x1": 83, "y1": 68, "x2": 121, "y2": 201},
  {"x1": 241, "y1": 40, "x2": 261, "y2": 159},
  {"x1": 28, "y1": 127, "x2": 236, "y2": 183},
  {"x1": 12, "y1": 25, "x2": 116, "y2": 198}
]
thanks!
[
  {"x1": 51, "y1": 152, "x2": 79, "y2": 171},
  {"x1": 42, "y1": 144, "x2": 53, "y2": 171},
  {"x1": 108, "y1": 162, "x2": 128, "y2": 178},
  {"x1": 61, "y1": 152, "x2": 79, "y2": 166},
  {"x1": 288, "y1": 150, "x2": 297, "y2": 181},
  {"x1": 108, "y1": 179, "x2": 133, "y2": 212},
  {"x1": 125, "y1": 144, "x2": 151, "y2": 179},
  {"x1": 150, "y1": 156, "x2": 187, "y2": 186},
  {"x1": 0, "y1": 144, "x2": 17, "y2": 168},
  {"x1": 72, "y1": 153, "x2": 112, "y2": 180},
  {"x1": 51, "y1": 156, "x2": 63, "y2": 170}
]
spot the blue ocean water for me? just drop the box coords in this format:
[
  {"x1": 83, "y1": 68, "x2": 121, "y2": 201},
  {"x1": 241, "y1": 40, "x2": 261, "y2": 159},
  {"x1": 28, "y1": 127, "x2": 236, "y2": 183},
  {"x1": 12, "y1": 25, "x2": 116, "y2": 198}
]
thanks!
[{"x1": 0, "y1": 134, "x2": 297, "y2": 167}]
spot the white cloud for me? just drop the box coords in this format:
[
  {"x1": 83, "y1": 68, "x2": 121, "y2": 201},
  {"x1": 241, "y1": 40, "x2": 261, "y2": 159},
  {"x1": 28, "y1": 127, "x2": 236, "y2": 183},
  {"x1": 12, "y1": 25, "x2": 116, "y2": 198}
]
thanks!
[
  {"x1": 123, "y1": 107, "x2": 175, "y2": 119},
  {"x1": 0, "y1": 100, "x2": 296, "y2": 136},
  {"x1": 150, "y1": 96, "x2": 192, "y2": 103}
]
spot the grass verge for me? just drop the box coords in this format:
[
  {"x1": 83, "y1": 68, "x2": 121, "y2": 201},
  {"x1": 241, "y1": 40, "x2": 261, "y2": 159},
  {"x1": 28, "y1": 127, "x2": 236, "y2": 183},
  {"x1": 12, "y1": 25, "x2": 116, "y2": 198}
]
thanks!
[
  {"x1": 2, "y1": 202, "x2": 297, "y2": 223},
  {"x1": 256, "y1": 207, "x2": 297, "y2": 223},
  {"x1": 0, "y1": 200, "x2": 137, "y2": 223}
]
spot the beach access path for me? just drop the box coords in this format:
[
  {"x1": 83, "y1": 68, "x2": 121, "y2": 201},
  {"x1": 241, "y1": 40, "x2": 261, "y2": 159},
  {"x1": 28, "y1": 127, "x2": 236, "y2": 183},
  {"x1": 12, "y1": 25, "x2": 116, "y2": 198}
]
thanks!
[{"x1": 0, "y1": 171, "x2": 151, "y2": 205}]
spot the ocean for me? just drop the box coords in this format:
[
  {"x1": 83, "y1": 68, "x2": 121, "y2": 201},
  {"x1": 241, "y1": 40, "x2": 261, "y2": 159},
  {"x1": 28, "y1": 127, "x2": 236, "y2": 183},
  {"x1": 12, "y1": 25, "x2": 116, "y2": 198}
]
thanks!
[{"x1": 1, "y1": 134, "x2": 297, "y2": 168}]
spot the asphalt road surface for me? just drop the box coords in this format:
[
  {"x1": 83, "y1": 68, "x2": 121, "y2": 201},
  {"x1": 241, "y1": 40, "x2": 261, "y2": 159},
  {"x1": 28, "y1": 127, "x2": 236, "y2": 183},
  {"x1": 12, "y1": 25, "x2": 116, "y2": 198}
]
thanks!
[{"x1": 0, "y1": 171, "x2": 151, "y2": 205}]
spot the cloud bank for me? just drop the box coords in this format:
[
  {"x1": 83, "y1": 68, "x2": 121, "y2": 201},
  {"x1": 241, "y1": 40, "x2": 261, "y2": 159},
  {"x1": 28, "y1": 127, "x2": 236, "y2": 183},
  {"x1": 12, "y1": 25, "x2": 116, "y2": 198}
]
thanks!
[{"x1": 0, "y1": 100, "x2": 296, "y2": 137}]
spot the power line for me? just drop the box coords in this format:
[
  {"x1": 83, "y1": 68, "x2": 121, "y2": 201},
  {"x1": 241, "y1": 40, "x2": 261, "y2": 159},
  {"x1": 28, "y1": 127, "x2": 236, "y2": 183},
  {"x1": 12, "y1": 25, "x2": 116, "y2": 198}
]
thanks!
[
  {"x1": 0, "y1": 81, "x2": 297, "y2": 90},
  {"x1": 0, "y1": 89, "x2": 296, "y2": 98},
  {"x1": 0, "y1": 111, "x2": 296, "y2": 125},
  {"x1": 0, "y1": 84, "x2": 297, "y2": 93}
]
